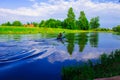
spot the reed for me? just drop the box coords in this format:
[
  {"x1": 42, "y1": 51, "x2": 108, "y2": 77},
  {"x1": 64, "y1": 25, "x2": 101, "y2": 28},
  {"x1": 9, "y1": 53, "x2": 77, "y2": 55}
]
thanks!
[{"x1": 62, "y1": 49, "x2": 120, "y2": 80}]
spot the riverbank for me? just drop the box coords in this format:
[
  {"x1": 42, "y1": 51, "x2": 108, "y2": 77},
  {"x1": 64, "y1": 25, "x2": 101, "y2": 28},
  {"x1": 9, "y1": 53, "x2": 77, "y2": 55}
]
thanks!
[
  {"x1": 0, "y1": 26, "x2": 112, "y2": 34},
  {"x1": 62, "y1": 49, "x2": 120, "y2": 80},
  {"x1": 95, "y1": 76, "x2": 120, "y2": 80}
]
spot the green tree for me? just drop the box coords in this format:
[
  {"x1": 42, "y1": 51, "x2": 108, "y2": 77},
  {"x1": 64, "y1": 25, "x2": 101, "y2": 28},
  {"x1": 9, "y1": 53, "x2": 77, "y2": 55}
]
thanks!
[
  {"x1": 62, "y1": 19, "x2": 68, "y2": 29},
  {"x1": 6, "y1": 21, "x2": 11, "y2": 26},
  {"x1": 27, "y1": 22, "x2": 30, "y2": 25},
  {"x1": 40, "y1": 19, "x2": 62, "y2": 28},
  {"x1": 48, "y1": 19, "x2": 57, "y2": 28},
  {"x1": 12, "y1": 20, "x2": 22, "y2": 26},
  {"x1": 39, "y1": 20, "x2": 45, "y2": 27},
  {"x1": 78, "y1": 11, "x2": 89, "y2": 30},
  {"x1": 65, "y1": 7, "x2": 76, "y2": 29},
  {"x1": 1, "y1": 21, "x2": 11, "y2": 26},
  {"x1": 56, "y1": 20, "x2": 62, "y2": 28},
  {"x1": 113, "y1": 25, "x2": 120, "y2": 32},
  {"x1": 90, "y1": 16, "x2": 100, "y2": 29},
  {"x1": 45, "y1": 19, "x2": 55, "y2": 28}
]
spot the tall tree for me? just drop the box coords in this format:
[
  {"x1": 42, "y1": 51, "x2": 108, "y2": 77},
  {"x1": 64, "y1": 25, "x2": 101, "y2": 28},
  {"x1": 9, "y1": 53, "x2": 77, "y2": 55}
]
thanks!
[
  {"x1": 65, "y1": 7, "x2": 76, "y2": 29},
  {"x1": 78, "y1": 11, "x2": 89, "y2": 30},
  {"x1": 90, "y1": 16, "x2": 100, "y2": 29}
]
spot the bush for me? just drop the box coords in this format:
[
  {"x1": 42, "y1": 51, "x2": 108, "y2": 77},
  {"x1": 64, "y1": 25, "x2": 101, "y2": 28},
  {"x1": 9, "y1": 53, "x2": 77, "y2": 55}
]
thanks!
[
  {"x1": 113, "y1": 25, "x2": 120, "y2": 33},
  {"x1": 12, "y1": 21, "x2": 22, "y2": 26},
  {"x1": 95, "y1": 28, "x2": 111, "y2": 31}
]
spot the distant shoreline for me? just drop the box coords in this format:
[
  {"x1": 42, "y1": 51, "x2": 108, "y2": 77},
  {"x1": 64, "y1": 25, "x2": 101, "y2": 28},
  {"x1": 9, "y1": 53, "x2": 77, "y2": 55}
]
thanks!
[{"x1": 0, "y1": 26, "x2": 113, "y2": 34}]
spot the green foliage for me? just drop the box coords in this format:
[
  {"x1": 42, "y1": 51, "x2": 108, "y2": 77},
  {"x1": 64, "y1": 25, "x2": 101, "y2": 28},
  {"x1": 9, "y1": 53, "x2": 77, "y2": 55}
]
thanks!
[
  {"x1": 12, "y1": 20, "x2": 22, "y2": 26},
  {"x1": 90, "y1": 16, "x2": 100, "y2": 29},
  {"x1": 39, "y1": 19, "x2": 62, "y2": 28},
  {"x1": 39, "y1": 20, "x2": 45, "y2": 27},
  {"x1": 62, "y1": 64, "x2": 94, "y2": 80},
  {"x1": 0, "y1": 26, "x2": 87, "y2": 34},
  {"x1": 62, "y1": 19, "x2": 68, "y2": 29},
  {"x1": 100, "y1": 53, "x2": 109, "y2": 66},
  {"x1": 94, "y1": 28, "x2": 112, "y2": 31},
  {"x1": 62, "y1": 49, "x2": 120, "y2": 80},
  {"x1": 64, "y1": 7, "x2": 76, "y2": 29},
  {"x1": 1, "y1": 21, "x2": 12, "y2": 26},
  {"x1": 78, "y1": 11, "x2": 89, "y2": 30},
  {"x1": 0, "y1": 7, "x2": 102, "y2": 31},
  {"x1": 32, "y1": 22, "x2": 39, "y2": 27},
  {"x1": 113, "y1": 25, "x2": 120, "y2": 33},
  {"x1": 0, "y1": 26, "x2": 40, "y2": 34}
]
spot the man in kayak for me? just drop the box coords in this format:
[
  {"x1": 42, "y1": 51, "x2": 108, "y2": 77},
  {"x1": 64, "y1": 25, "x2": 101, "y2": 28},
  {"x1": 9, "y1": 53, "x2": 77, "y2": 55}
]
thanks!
[
  {"x1": 57, "y1": 33, "x2": 62, "y2": 39},
  {"x1": 57, "y1": 31, "x2": 66, "y2": 39}
]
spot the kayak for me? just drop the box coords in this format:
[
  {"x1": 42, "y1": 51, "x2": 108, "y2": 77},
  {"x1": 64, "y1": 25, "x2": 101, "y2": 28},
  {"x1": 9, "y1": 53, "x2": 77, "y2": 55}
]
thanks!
[{"x1": 57, "y1": 36, "x2": 65, "y2": 40}]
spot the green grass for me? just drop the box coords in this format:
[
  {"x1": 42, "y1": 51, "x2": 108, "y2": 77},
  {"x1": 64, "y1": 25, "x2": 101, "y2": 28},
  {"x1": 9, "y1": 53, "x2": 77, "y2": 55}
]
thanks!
[
  {"x1": 62, "y1": 49, "x2": 120, "y2": 80},
  {"x1": 0, "y1": 26, "x2": 113, "y2": 34},
  {"x1": 0, "y1": 26, "x2": 39, "y2": 34}
]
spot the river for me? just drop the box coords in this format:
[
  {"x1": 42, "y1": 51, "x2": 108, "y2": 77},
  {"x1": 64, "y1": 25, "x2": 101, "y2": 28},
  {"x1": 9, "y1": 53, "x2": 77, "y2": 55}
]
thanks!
[{"x1": 0, "y1": 32, "x2": 120, "y2": 80}]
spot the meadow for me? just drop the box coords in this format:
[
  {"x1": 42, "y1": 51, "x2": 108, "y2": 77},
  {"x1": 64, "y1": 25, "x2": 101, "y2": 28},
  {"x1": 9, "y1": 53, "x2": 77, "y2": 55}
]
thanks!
[{"x1": 0, "y1": 26, "x2": 112, "y2": 34}]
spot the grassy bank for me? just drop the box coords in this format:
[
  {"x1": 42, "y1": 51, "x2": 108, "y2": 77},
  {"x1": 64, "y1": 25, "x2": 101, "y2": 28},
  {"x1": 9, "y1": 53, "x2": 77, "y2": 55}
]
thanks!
[
  {"x1": 0, "y1": 26, "x2": 112, "y2": 34},
  {"x1": 62, "y1": 49, "x2": 120, "y2": 80},
  {"x1": 0, "y1": 26, "x2": 39, "y2": 34}
]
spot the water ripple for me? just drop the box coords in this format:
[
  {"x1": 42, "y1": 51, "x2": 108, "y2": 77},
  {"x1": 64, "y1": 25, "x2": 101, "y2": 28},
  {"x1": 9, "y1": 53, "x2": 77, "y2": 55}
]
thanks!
[{"x1": 0, "y1": 39, "x2": 56, "y2": 65}]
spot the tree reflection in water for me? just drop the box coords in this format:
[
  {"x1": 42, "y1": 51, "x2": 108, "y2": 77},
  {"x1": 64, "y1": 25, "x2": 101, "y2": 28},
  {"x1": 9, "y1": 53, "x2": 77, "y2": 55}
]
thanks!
[
  {"x1": 65, "y1": 32, "x2": 99, "y2": 55},
  {"x1": 66, "y1": 33, "x2": 75, "y2": 55},
  {"x1": 78, "y1": 33, "x2": 88, "y2": 52},
  {"x1": 89, "y1": 32, "x2": 99, "y2": 47}
]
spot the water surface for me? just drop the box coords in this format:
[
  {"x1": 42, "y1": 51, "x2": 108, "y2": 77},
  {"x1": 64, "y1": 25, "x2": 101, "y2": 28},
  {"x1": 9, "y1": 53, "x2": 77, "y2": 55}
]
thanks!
[{"x1": 0, "y1": 32, "x2": 120, "y2": 80}]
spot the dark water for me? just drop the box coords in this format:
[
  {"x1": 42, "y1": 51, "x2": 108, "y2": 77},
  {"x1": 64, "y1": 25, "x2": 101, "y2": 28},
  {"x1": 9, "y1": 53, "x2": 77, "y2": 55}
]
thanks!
[{"x1": 0, "y1": 32, "x2": 120, "y2": 80}]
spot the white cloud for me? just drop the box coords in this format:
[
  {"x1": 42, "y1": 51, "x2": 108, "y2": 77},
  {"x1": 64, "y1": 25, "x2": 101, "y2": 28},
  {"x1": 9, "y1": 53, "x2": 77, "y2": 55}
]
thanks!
[
  {"x1": 29, "y1": 0, "x2": 36, "y2": 2},
  {"x1": 0, "y1": 8, "x2": 38, "y2": 16},
  {"x1": 0, "y1": 0, "x2": 120, "y2": 27}
]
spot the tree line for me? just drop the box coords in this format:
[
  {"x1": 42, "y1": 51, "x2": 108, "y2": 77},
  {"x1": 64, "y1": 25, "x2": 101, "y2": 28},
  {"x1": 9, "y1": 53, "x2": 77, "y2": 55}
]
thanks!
[
  {"x1": 39, "y1": 7, "x2": 100, "y2": 30},
  {"x1": 1, "y1": 21, "x2": 38, "y2": 27},
  {"x1": 113, "y1": 25, "x2": 120, "y2": 33},
  {"x1": 1, "y1": 7, "x2": 100, "y2": 30}
]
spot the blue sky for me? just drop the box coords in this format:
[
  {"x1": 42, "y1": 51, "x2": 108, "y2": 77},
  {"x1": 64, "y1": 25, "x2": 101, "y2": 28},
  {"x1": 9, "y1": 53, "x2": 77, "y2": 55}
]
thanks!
[{"x1": 0, "y1": 0, "x2": 120, "y2": 28}]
